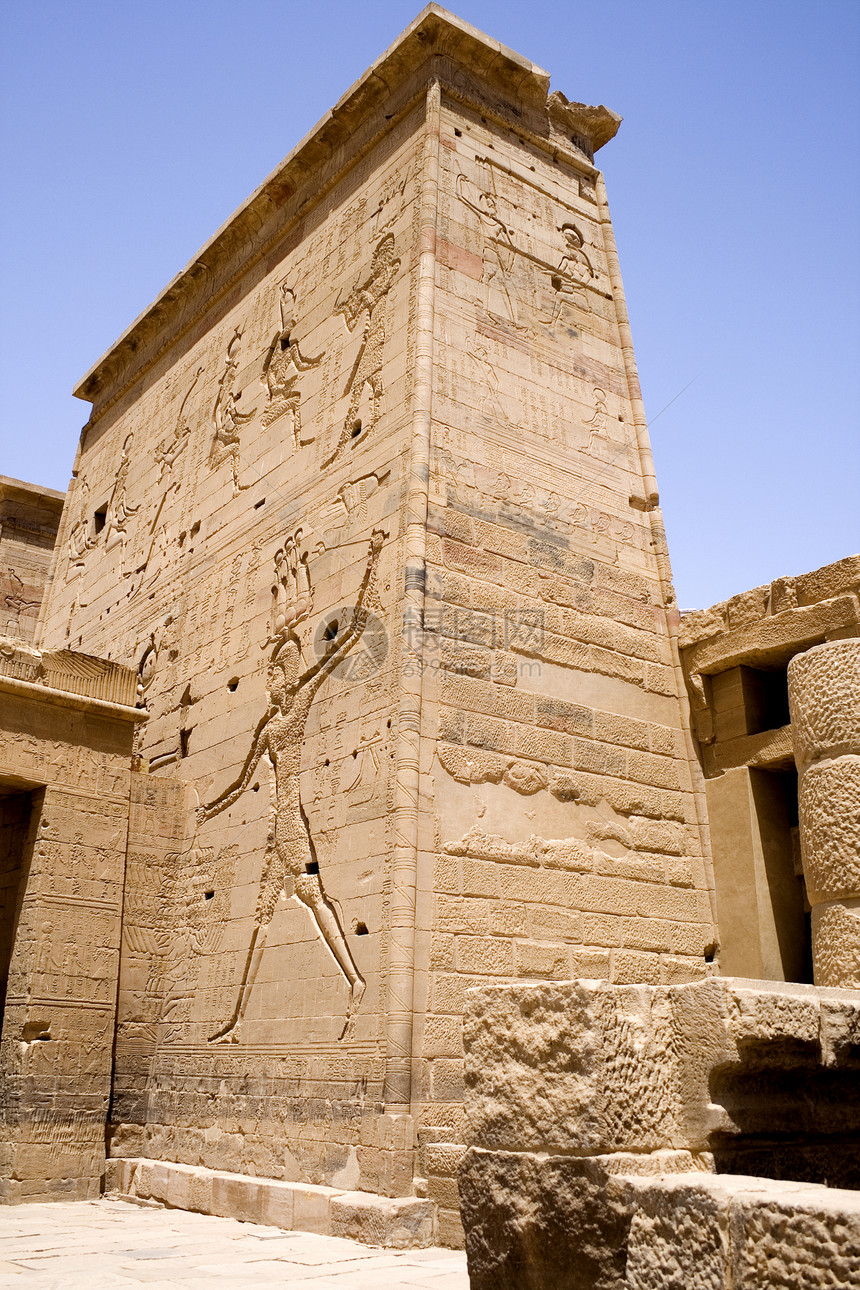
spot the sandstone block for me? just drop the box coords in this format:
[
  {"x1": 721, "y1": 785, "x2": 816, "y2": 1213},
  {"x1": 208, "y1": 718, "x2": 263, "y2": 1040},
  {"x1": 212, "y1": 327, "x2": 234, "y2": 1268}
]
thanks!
[
  {"x1": 624, "y1": 1175, "x2": 728, "y2": 1290},
  {"x1": 729, "y1": 1185, "x2": 860, "y2": 1290},
  {"x1": 290, "y1": 1181, "x2": 338, "y2": 1233},
  {"x1": 811, "y1": 901, "x2": 860, "y2": 988},
  {"x1": 260, "y1": 1180, "x2": 295, "y2": 1229},
  {"x1": 330, "y1": 1191, "x2": 435, "y2": 1248},
  {"x1": 788, "y1": 638, "x2": 860, "y2": 768},
  {"x1": 463, "y1": 982, "x2": 679, "y2": 1154},
  {"x1": 798, "y1": 755, "x2": 860, "y2": 900},
  {"x1": 459, "y1": 1147, "x2": 633, "y2": 1290}
]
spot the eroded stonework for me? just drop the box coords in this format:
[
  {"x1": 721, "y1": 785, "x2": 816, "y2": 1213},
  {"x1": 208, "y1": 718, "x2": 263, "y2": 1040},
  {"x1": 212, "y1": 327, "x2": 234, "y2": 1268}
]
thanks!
[
  {"x1": 679, "y1": 556, "x2": 860, "y2": 988},
  {"x1": 459, "y1": 977, "x2": 860, "y2": 1287}
]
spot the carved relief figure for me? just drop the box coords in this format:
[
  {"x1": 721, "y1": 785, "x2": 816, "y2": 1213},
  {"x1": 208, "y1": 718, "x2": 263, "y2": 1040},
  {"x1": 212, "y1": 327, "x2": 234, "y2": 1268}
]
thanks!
[
  {"x1": 155, "y1": 367, "x2": 201, "y2": 483},
  {"x1": 67, "y1": 476, "x2": 95, "y2": 565},
  {"x1": 103, "y1": 433, "x2": 140, "y2": 556},
  {"x1": 261, "y1": 284, "x2": 323, "y2": 444},
  {"x1": 210, "y1": 327, "x2": 255, "y2": 494},
  {"x1": 197, "y1": 529, "x2": 385, "y2": 1042},
  {"x1": 468, "y1": 342, "x2": 517, "y2": 428},
  {"x1": 455, "y1": 171, "x2": 520, "y2": 328},
  {"x1": 541, "y1": 222, "x2": 595, "y2": 326},
  {"x1": 585, "y1": 386, "x2": 609, "y2": 450},
  {"x1": 323, "y1": 235, "x2": 400, "y2": 467},
  {"x1": 2, "y1": 569, "x2": 39, "y2": 633}
]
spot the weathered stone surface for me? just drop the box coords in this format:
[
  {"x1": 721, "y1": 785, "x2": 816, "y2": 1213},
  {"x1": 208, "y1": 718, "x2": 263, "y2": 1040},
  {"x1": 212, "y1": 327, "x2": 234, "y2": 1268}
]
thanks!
[
  {"x1": 331, "y1": 1191, "x2": 435, "y2": 1247},
  {"x1": 787, "y1": 637, "x2": 860, "y2": 987},
  {"x1": 811, "y1": 901, "x2": 860, "y2": 989},
  {"x1": 460, "y1": 978, "x2": 860, "y2": 1288},
  {"x1": 464, "y1": 982, "x2": 678, "y2": 1153},
  {"x1": 459, "y1": 1148, "x2": 633, "y2": 1290},
  {"x1": 729, "y1": 1185, "x2": 860, "y2": 1289},
  {"x1": 788, "y1": 638, "x2": 860, "y2": 767},
  {"x1": 624, "y1": 1176, "x2": 728, "y2": 1290},
  {"x1": 463, "y1": 977, "x2": 860, "y2": 1170},
  {"x1": 798, "y1": 757, "x2": 860, "y2": 901}
]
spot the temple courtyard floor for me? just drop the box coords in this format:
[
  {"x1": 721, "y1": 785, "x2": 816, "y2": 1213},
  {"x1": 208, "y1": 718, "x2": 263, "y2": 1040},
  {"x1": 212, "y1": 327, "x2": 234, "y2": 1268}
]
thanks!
[{"x1": 0, "y1": 1199, "x2": 469, "y2": 1289}]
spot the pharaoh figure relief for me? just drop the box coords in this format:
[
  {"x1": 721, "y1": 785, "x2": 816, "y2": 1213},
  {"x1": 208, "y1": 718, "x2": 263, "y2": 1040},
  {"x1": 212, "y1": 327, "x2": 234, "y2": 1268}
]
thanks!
[
  {"x1": 196, "y1": 528, "x2": 385, "y2": 1041},
  {"x1": 67, "y1": 475, "x2": 96, "y2": 569},
  {"x1": 542, "y1": 222, "x2": 596, "y2": 326},
  {"x1": 261, "y1": 283, "x2": 323, "y2": 443},
  {"x1": 103, "y1": 433, "x2": 140, "y2": 560},
  {"x1": 155, "y1": 367, "x2": 201, "y2": 484},
  {"x1": 210, "y1": 326, "x2": 255, "y2": 494},
  {"x1": 455, "y1": 170, "x2": 520, "y2": 329},
  {"x1": 323, "y1": 234, "x2": 400, "y2": 467}
]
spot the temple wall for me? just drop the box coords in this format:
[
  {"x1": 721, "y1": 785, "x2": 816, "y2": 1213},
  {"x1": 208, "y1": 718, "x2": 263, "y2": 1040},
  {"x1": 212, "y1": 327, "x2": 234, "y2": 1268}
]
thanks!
[
  {"x1": 43, "y1": 105, "x2": 428, "y2": 1194},
  {"x1": 0, "y1": 477, "x2": 65, "y2": 643},
  {"x1": 413, "y1": 90, "x2": 714, "y2": 1238},
  {"x1": 0, "y1": 643, "x2": 139, "y2": 1201},
  {"x1": 32, "y1": 7, "x2": 714, "y2": 1236}
]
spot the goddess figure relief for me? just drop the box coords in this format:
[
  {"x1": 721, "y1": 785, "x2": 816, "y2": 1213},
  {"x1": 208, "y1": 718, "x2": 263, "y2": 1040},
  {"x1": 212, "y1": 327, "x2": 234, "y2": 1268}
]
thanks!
[
  {"x1": 261, "y1": 284, "x2": 323, "y2": 444},
  {"x1": 323, "y1": 235, "x2": 400, "y2": 467},
  {"x1": 210, "y1": 327, "x2": 255, "y2": 494},
  {"x1": 103, "y1": 433, "x2": 141, "y2": 559},
  {"x1": 541, "y1": 222, "x2": 596, "y2": 326},
  {"x1": 67, "y1": 476, "x2": 96, "y2": 566},
  {"x1": 196, "y1": 528, "x2": 385, "y2": 1042}
]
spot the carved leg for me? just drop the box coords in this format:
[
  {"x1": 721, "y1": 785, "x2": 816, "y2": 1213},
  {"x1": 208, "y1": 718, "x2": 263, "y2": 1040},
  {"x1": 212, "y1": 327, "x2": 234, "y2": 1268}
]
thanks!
[
  {"x1": 290, "y1": 396, "x2": 302, "y2": 449},
  {"x1": 208, "y1": 922, "x2": 268, "y2": 1042},
  {"x1": 323, "y1": 383, "x2": 363, "y2": 467},
  {"x1": 294, "y1": 871, "x2": 365, "y2": 1037},
  {"x1": 368, "y1": 372, "x2": 383, "y2": 433}
]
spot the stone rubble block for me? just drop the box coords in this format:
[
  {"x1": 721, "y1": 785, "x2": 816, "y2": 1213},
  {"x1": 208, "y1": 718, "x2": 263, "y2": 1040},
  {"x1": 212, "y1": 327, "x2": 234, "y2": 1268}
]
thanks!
[
  {"x1": 463, "y1": 980, "x2": 681, "y2": 1154},
  {"x1": 464, "y1": 977, "x2": 860, "y2": 1157},
  {"x1": 788, "y1": 638, "x2": 860, "y2": 768},
  {"x1": 459, "y1": 1151, "x2": 860, "y2": 1290},
  {"x1": 330, "y1": 1191, "x2": 436, "y2": 1247},
  {"x1": 104, "y1": 1156, "x2": 435, "y2": 1246}
]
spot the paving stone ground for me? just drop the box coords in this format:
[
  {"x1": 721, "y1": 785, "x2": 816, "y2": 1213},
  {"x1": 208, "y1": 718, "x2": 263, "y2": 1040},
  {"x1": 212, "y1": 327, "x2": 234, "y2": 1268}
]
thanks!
[{"x1": 0, "y1": 1199, "x2": 470, "y2": 1289}]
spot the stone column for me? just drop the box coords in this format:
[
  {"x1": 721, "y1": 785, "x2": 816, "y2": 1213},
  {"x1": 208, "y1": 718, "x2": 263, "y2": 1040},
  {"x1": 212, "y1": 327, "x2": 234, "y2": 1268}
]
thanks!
[{"x1": 788, "y1": 638, "x2": 860, "y2": 986}]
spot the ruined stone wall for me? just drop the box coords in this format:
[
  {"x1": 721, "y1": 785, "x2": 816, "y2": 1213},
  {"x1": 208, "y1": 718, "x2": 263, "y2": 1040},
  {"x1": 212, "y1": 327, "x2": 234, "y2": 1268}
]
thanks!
[
  {"x1": 679, "y1": 555, "x2": 860, "y2": 985},
  {"x1": 459, "y1": 977, "x2": 860, "y2": 1288}
]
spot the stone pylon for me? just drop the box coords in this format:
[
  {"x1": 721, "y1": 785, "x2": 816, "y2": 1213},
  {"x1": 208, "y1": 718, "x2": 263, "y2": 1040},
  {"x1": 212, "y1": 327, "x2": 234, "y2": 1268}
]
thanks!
[{"x1": 35, "y1": 7, "x2": 715, "y2": 1239}]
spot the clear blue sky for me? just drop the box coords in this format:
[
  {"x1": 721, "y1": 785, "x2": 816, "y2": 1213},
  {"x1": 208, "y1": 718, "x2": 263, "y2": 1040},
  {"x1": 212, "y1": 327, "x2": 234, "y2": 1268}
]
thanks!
[{"x1": 1, "y1": 0, "x2": 858, "y2": 609}]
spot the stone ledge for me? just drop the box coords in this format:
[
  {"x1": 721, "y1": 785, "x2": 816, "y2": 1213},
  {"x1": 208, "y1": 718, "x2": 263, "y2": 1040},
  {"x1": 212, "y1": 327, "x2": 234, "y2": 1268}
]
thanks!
[
  {"x1": 104, "y1": 1158, "x2": 436, "y2": 1248},
  {"x1": 459, "y1": 1151, "x2": 860, "y2": 1290}
]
